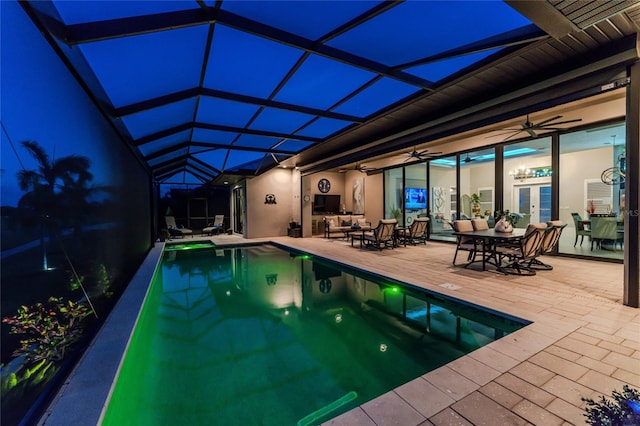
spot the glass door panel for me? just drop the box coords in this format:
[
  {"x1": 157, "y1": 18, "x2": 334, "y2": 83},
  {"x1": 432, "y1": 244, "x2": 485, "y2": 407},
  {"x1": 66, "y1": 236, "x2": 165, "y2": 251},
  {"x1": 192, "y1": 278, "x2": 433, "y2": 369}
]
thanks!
[
  {"x1": 503, "y1": 138, "x2": 551, "y2": 228},
  {"x1": 559, "y1": 123, "x2": 625, "y2": 259},
  {"x1": 513, "y1": 184, "x2": 551, "y2": 225},
  {"x1": 429, "y1": 155, "x2": 457, "y2": 242},
  {"x1": 404, "y1": 163, "x2": 427, "y2": 227}
]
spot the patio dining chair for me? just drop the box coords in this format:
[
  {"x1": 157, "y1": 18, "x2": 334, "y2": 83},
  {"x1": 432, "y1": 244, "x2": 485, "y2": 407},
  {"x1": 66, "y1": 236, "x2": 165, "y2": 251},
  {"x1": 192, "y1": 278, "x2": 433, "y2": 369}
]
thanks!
[
  {"x1": 452, "y1": 220, "x2": 478, "y2": 266},
  {"x1": 494, "y1": 223, "x2": 547, "y2": 275},
  {"x1": 527, "y1": 220, "x2": 567, "y2": 270},
  {"x1": 357, "y1": 219, "x2": 397, "y2": 250},
  {"x1": 471, "y1": 218, "x2": 489, "y2": 231},
  {"x1": 397, "y1": 217, "x2": 429, "y2": 245}
]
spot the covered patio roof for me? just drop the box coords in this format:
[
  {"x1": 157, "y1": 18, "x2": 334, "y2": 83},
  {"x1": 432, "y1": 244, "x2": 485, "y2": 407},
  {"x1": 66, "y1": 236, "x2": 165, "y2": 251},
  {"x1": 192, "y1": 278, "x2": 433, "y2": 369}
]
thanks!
[{"x1": 21, "y1": 0, "x2": 640, "y2": 185}]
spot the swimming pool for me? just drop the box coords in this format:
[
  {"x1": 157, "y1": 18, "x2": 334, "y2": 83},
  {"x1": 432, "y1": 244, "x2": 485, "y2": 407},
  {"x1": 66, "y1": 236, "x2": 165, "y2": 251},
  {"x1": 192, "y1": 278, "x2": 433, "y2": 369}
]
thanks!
[{"x1": 101, "y1": 244, "x2": 528, "y2": 425}]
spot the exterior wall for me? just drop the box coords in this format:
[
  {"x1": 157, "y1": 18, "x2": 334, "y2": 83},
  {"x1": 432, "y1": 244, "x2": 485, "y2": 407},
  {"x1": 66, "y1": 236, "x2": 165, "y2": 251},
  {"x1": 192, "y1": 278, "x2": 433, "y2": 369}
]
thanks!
[
  {"x1": 246, "y1": 168, "x2": 295, "y2": 238},
  {"x1": 363, "y1": 172, "x2": 384, "y2": 225}
]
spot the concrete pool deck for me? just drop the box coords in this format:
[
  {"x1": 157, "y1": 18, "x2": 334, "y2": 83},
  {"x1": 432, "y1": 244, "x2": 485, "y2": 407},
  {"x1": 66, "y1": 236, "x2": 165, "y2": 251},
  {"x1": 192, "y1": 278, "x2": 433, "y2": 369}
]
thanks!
[{"x1": 39, "y1": 235, "x2": 639, "y2": 425}]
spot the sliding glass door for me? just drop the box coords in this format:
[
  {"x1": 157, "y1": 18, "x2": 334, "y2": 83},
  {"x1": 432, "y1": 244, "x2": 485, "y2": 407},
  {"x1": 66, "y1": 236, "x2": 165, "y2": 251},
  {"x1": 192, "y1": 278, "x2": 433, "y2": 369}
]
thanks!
[{"x1": 558, "y1": 123, "x2": 625, "y2": 260}]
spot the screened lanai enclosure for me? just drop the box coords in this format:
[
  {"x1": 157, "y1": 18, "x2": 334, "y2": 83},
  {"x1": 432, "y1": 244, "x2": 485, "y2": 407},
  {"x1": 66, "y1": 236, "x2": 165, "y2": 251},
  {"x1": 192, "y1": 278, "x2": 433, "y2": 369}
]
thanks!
[{"x1": 2, "y1": 1, "x2": 640, "y2": 425}]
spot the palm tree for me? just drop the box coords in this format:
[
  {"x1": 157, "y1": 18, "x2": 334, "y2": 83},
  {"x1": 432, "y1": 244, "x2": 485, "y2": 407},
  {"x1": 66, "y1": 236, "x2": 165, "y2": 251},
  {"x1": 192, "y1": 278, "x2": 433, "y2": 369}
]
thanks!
[{"x1": 16, "y1": 141, "x2": 92, "y2": 270}]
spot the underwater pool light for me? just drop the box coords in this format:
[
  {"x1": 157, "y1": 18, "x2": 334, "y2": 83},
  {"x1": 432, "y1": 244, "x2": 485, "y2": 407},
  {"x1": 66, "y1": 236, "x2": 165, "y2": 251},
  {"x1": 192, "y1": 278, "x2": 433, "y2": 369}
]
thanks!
[{"x1": 164, "y1": 242, "x2": 216, "y2": 251}]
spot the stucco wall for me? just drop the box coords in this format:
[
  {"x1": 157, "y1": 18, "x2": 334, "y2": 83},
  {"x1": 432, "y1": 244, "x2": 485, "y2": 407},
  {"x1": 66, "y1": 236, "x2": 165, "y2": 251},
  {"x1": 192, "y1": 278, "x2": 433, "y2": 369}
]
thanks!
[{"x1": 246, "y1": 168, "x2": 295, "y2": 238}]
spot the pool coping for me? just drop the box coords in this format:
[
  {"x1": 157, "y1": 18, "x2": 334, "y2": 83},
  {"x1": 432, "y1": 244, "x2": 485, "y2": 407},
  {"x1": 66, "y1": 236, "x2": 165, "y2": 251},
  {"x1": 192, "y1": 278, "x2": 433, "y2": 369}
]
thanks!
[
  {"x1": 38, "y1": 243, "x2": 164, "y2": 426},
  {"x1": 38, "y1": 238, "x2": 569, "y2": 426}
]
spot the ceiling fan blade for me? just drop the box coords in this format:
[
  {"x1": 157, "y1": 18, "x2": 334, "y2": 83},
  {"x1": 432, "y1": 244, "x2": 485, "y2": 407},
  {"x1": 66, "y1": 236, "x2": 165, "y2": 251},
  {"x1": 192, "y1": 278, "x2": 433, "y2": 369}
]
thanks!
[
  {"x1": 502, "y1": 131, "x2": 524, "y2": 141},
  {"x1": 540, "y1": 118, "x2": 582, "y2": 127},
  {"x1": 526, "y1": 128, "x2": 538, "y2": 137},
  {"x1": 534, "y1": 115, "x2": 563, "y2": 126},
  {"x1": 417, "y1": 149, "x2": 442, "y2": 156},
  {"x1": 491, "y1": 129, "x2": 523, "y2": 135}
]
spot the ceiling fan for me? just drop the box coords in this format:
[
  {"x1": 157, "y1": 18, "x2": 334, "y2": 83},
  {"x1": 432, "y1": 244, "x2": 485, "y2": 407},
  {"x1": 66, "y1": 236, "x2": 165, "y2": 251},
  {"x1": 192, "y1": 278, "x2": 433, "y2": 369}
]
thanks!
[
  {"x1": 338, "y1": 163, "x2": 376, "y2": 173},
  {"x1": 493, "y1": 115, "x2": 582, "y2": 141},
  {"x1": 404, "y1": 147, "x2": 442, "y2": 162},
  {"x1": 462, "y1": 153, "x2": 475, "y2": 163}
]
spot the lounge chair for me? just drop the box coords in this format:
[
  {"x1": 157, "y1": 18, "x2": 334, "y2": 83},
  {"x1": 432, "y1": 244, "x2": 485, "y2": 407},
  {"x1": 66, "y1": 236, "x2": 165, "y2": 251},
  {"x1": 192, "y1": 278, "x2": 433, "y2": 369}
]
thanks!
[
  {"x1": 353, "y1": 219, "x2": 397, "y2": 250},
  {"x1": 203, "y1": 215, "x2": 224, "y2": 235},
  {"x1": 397, "y1": 217, "x2": 429, "y2": 245},
  {"x1": 165, "y1": 215, "x2": 193, "y2": 238}
]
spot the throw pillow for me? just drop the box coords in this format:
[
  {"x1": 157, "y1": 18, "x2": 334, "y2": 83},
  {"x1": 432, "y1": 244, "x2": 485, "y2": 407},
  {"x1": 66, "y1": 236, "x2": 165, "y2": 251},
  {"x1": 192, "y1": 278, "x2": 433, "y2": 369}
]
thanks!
[
  {"x1": 328, "y1": 219, "x2": 335, "y2": 227},
  {"x1": 341, "y1": 219, "x2": 352, "y2": 226},
  {"x1": 357, "y1": 218, "x2": 367, "y2": 225}
]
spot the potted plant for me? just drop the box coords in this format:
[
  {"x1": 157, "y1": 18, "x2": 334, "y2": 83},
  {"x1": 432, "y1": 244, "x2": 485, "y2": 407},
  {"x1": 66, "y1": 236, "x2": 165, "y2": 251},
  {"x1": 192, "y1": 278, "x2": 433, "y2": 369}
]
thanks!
[
  {"x1": 391, "y1": 206, "x2": 402, "y2": 222},
  {"x1": 494, "y1": 210, "x2": 518, "y2": 227},
  {"x1": 159, "y1": 229, "x2": 170, "y2": 242},
  {"x1": 493, "y1": 209, "x2": 519, "y2": 233},
  {"x1": 470, "y1": 193, "x2": 481, "y2": 217}
]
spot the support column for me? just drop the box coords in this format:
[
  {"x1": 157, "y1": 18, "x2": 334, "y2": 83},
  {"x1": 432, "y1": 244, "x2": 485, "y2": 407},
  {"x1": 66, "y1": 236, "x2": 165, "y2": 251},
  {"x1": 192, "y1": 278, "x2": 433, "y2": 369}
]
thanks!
[{"x1": 624, "y1": 60, "x2": 640, "y2": 307}]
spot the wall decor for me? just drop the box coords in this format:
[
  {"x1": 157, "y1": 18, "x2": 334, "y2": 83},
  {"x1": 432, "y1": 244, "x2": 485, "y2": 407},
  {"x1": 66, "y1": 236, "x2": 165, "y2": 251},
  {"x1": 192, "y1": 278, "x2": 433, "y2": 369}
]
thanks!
[
  {"x1": 433, "y1": 186, "x2": 445, "y2": 212},
  {"x1": 318, "y1": 178, "x2": 331, "y2": 193},
  {"x1": 265, "y1": 273, "x2": 278, "y2": 286},
  {"x1": 353, "y1": 177, "x2": 364, "y2": 214},
  {"x1": 264, "y1": 194, "x2": 277, "y2": 204}
]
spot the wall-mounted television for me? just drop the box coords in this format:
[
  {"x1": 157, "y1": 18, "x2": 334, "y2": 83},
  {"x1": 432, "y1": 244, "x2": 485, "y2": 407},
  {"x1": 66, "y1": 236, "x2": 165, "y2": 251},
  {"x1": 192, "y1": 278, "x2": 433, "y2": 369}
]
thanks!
[
  {"x1": 405, "y1": 187, "x2": 427, "y2": 210},
  {"x1": 313, "y1": 194, "x2": 341, "y2": 214}
]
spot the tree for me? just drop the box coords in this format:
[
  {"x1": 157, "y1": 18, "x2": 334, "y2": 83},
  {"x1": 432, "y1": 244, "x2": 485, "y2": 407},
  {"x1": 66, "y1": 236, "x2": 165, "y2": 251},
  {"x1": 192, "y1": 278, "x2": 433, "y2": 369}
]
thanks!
[{"x1": 15, "y1": 141, "x2": 93, "y2": 269}]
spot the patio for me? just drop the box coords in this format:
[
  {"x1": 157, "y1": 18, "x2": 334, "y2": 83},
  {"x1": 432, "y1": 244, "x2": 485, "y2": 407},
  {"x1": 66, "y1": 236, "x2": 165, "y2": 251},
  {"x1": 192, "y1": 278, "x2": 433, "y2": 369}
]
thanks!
[{"x1": 274, "y1": 236, "x2": 638, "y2": 425}]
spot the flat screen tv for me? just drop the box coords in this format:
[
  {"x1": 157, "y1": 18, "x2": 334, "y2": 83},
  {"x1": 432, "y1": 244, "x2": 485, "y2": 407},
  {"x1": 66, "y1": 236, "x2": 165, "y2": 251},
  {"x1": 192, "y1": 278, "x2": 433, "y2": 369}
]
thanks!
[
  {"x1": 405, "y1": 187, "x2": 427, "y2": 210},
  {"x1": 313, "y1": 194, "x2": 341, "y2": 214}
]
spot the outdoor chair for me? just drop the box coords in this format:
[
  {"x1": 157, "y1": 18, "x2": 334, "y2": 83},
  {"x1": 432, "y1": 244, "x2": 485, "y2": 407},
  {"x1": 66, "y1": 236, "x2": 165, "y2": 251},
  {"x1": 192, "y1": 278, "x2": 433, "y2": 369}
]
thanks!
[
  {"x1": 471, "y1": 218, "x2": 489, "y2": 231},
  {"x1": 397, "y1": 217, "x2": 429, "y2": 245},
  {"x1": 571, "y1": 212, "x2": 590, "y2": 246},
  {"x1": 165, "y1": 215, "x2": 193, "y2": 238},
  {"x1": 452, "y1": 220, "x2": 478, "y2": 266},
  {"x1": 203, "y1": 215, "x2": 224, "y2": 235},
  {"x1": 494, "y1": 223, "x2": 547, "y2": 275},
  {"x1": 355, "y1": 219, "x2": 397, "y2": 250},
  {"x1": 527, "y1": 220, "x2": 567, "y2": 270}
]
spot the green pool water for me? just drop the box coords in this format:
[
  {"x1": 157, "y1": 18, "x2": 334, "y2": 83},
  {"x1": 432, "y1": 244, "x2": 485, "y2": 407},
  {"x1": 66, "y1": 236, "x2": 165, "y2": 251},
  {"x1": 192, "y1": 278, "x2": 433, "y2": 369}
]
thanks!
[{"x1": 101, "y1": 244, "x2": 527, "y2": 426}]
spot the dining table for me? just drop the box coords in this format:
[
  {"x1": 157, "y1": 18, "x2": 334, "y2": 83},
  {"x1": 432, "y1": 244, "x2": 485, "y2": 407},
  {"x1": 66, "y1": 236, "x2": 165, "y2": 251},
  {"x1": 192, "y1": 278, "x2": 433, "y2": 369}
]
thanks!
[{"x1": 453, "y1": 228, "x2": 527, "y2": 273}]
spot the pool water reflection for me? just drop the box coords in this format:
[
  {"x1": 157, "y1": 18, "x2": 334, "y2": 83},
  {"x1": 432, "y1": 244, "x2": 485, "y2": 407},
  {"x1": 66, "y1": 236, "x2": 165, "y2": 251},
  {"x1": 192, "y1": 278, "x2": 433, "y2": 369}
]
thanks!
[{"x1": 102, "y1": 244, "x2": 528, "y2": 426}]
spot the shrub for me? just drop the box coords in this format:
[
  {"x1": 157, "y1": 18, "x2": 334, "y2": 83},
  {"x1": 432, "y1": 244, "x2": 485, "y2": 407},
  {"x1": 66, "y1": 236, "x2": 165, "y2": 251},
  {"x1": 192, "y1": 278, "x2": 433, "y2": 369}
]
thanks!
[
  {"x1": 583, "y1": 385, "x2": 640, "y2": 426},
  {"x1": 2, "y1": 297, "x2": 92, "y2": 363}
]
